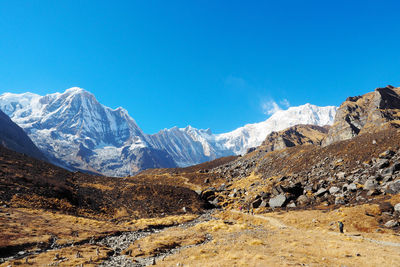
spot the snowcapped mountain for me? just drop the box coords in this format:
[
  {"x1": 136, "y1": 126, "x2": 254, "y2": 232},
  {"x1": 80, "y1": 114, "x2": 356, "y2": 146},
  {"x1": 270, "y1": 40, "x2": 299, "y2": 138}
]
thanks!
[
  {"x1": 149, "y1": 104, "x2": 338, "y2": 166},
  {"x1": 0, "y1": 87, "x2": 337, "y2": 176},
  {"x1": 148, "y1": 126, "x2": 231, "y2": 167},
  {"x1": 214, "y1": 103, "x2": 337, "y2": 155},
  {"x1": 0, "y1": 88, "x2": 176, "y2": 176}
]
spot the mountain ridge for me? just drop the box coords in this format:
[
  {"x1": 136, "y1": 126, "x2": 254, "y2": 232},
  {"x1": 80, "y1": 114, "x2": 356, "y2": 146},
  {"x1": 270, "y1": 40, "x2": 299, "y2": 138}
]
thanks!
[{"x1": 0, "y1": 88, "x2": 337, "y2": 176}]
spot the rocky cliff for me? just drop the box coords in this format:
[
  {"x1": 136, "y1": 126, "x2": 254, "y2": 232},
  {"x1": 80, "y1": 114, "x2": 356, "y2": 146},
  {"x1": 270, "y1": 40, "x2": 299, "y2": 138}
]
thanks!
[
  {"x1": 258, "y1": 124, "x2": 329, "y2": 153},
  {"x1": 323, "y1": 85, "x2": 400, "y2": 146}
]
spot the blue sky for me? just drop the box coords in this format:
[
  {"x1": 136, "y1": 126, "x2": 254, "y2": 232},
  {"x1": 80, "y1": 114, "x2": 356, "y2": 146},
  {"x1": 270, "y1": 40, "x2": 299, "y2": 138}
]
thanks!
[{"x1": 1, "y1": 1, "x2": 400, "y2": 134}]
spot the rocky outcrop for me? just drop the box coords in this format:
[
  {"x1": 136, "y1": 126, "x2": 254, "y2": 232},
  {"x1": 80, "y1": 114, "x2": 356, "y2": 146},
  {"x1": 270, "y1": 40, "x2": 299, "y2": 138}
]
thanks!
[
  {"x1": 259, "y1": 124, "x2": 329, "y2": 153},
  {"x1": 323, "y1": 85, "x2": 400, "y2": 146},
  {"x1": 0, "y1": 109, "x2": 47, "y2": 161}
]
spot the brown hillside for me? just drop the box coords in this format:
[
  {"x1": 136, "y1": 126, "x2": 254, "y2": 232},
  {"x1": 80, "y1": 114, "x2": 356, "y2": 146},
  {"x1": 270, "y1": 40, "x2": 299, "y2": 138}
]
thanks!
[{"x1": 0, "y1": 145, "x2": 206, "y2": 220}]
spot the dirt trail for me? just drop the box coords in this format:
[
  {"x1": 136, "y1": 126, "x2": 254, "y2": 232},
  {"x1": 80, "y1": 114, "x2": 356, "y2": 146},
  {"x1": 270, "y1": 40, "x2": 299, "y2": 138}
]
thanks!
[{"x1": 230, "y1": 209, "x2": 400, "y2": 248}]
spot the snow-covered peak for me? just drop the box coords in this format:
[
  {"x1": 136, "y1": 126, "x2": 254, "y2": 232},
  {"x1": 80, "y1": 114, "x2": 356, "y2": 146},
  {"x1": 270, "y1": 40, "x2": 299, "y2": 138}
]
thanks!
[
  {"x1": 215, "y1": 103, "x2": 337, "y2": 155},
  {"x1": 64, "y1": 87, "x2": 87, "y2": 95}
]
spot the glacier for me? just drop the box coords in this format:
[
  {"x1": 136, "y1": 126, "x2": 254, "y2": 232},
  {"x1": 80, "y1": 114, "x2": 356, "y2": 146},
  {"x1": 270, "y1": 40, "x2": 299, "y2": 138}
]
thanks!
[{"x1": 0, "y1": 87, "x2": 337, "y2": 176}]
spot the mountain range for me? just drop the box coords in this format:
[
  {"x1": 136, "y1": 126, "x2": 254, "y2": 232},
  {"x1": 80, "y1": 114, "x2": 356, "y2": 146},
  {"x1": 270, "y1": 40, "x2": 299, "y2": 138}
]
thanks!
[{"x1": 0, "y1": 87, "x2": 337, "y2": 176}]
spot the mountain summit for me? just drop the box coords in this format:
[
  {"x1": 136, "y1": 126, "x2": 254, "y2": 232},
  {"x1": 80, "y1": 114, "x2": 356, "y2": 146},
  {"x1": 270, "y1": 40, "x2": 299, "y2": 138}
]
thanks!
[{"x1": 0, "y1": 88, "x2": 337, "y2": 176}]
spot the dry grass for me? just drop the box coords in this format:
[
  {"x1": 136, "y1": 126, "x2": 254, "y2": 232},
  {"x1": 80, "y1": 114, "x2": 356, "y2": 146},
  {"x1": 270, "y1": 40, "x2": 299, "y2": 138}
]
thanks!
[
  {"x1": 0, "y1": 244, "x2": 112, "y2": 267},
  {"x1": 0, "y1": 207, "x2": 198, "y2": 263},
  {"x1": 155, "y1": 208, "x2": 400, "y2": 267},
  {"x1": 81, "y1": 182, "x2": 114, "y2": 191},
  {"x1": 124, "y1": 227, "x2": 206, "y2": 258},
  {"x1": 0, "y1": 207, "x2": 127, "y2": 248}
]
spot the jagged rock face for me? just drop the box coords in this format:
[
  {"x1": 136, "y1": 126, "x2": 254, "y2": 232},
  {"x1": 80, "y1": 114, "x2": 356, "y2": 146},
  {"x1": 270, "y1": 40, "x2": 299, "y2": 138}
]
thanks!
[
  {"x1": 0, "y1": 109, "x2": 47, "y2": 161},
  {"x1": 0, "y1": 88, "x2": 176, "y2": 176},
  {"x1": 323, "y1": 86, "x2": 400, "y2": 146},
  {"x1": 259, "y1": 124, "x2": 329, "y2": 153}
]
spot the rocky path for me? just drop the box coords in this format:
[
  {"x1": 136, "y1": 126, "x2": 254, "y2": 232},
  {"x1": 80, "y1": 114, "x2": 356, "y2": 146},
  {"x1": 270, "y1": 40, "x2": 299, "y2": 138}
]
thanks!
[
  {"x1": 98, "y1": 210, "x2": 216, "y2": 266},
  {"x1": 0, "y1": 210, "x2": 216, "y2": 267}
]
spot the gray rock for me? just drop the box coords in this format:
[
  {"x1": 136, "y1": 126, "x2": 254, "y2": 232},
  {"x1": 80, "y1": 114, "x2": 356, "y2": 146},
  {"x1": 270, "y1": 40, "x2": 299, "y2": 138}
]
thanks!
[
  {"x1": 382, "y1": 174, "x2": 393, "y2": 183},
  {"x1": 384, "y1": 220, "x2": 399, "y2": 228},
  {"x1": 392, "y1": 162, "x2": 400, "y2": 173},
  {"x1": 348, "y1": 183, "x2": 357, "y2": 191},
  {"x1": 297, "y1": 195, "x2": 310, "y2": 205},
  {"x1": 356, "y1": 196, "x2": 366, "y2": 202},
  {"x1": 315, "y1": 188, "x2": 328, "y2": 197},
  {"x1": 269, "y1": 194, "x2": 287, "y2": 208},
  {"x1": 337, "y1": 172, "x2": 346, "y2": 180},
  {"x1": 384, "y1": 180, "x2": 400, "y2": 194},
  {"x1": 376, "y1": 159, "x2": 390, "y2": 169},
  {"x1": 329, "y1": 186, "x2": 341, "y2": 194},
  {"x1": 287, "y1": 202, "x2": 296, "y2": 208},
  {"x1": 259, "y1": 200, "x2": 268, "y2": 208},
  {"x1": 364, "y1": 179, "x2": 378, "y2": 190},
  {"x1": 394, "y1": 203, "x2": 400, "y2": 212},
  {"x1": 335, "y1": 197, "x2": 346, "y2": 205}
]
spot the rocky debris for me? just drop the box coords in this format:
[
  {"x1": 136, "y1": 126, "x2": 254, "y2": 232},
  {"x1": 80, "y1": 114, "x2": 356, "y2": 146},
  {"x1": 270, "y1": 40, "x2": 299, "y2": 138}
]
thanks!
[
  {"x1": 99, "y1": 211, "x2": 216, "y2": 267},
  {"x1": 209, "y1": 143, "x2": 400, "y2": 211},
  {"x1": 207, "y1": 99, "x2": 400, "y2": 211}
]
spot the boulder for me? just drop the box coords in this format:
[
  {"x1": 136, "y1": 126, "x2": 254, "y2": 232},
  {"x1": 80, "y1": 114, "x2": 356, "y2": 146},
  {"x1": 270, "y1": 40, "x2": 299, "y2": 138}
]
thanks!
[
  {"x1": 392, "y1": 162, "x2": 400, "y2": 172},
  {"x1": 329, "y1": 186, "x2": 341, "y2": 194},
  {"x1": 394, "y1": 203, "x2": 400, "y2": 212},
  {"x1": 269, "y1": 194, "x2": 287, "y2": 208},
  {"x1": 337, "y1": 172, "x2": 346, "y2": 180},
  {"x1": 315, "y1": 188, "x2": 328, "y2": 197},
  {"x1": 297, "y1": 195, "x2": 310, "y2": 205},
  {"x1": 384, "y1": 180, "x2": 400, "y2": 194},
  {"x1": 376, "y1": 159, "x2": 390, "y2": 169},
  {"x1": 335, "y1": 197, "x2": 346, "y2": 205},
  {"x1": 348, "y1": 183, "x2": 357, "y2": 191},
  {"x1": 384, "y1": 220, "x2": 399, "y2": 228},
  {"x1": 364, "y1": 179, "x2": 378, "y2": 190}
]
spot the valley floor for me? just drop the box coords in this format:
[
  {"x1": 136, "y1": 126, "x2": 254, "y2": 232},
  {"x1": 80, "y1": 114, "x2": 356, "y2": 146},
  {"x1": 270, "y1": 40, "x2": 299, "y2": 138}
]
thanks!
[{"x1": 2, "y1": 202, "x2": 400, "y2": 266}]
